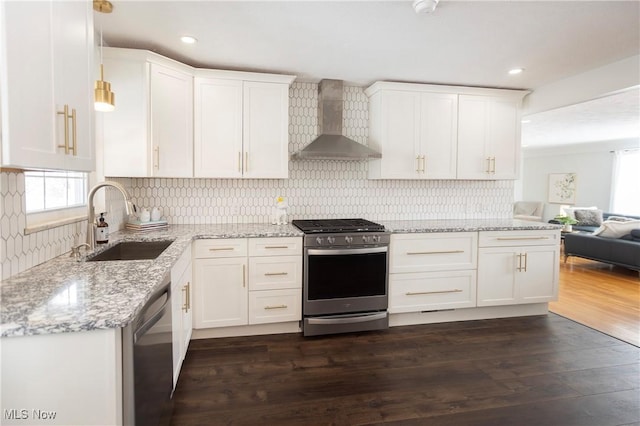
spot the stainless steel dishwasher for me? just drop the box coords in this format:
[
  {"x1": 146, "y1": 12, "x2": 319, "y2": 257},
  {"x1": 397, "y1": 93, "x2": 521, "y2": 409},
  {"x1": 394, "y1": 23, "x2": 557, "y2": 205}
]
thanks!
[{"x1": 122, "y1": 274, "x2": 173, "y2": 426}]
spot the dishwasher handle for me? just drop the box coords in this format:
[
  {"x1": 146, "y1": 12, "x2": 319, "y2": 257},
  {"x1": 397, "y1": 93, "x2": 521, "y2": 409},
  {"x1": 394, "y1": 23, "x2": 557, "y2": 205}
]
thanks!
[{"x1": 134, "y1": 286, "x2": 171, "y2": 343}]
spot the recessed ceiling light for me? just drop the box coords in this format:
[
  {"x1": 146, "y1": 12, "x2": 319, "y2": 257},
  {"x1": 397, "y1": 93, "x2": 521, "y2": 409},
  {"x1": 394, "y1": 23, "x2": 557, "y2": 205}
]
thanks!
[
  {"x1": 180, "y1": 36, "x2": 197, "y2": 44},
  {"x1": 509, "y1": 68, "x2": 525, "y2": 75},
  {"x1": 413, "y1": 0, "x2": 439, "y2": 14}
]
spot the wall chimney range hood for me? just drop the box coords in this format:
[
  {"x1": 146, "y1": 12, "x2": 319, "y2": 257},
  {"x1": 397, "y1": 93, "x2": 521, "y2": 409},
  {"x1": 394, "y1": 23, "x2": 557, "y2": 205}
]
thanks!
[{"x1": 292, "y1": 79, "x2": 381, "y2": 161}]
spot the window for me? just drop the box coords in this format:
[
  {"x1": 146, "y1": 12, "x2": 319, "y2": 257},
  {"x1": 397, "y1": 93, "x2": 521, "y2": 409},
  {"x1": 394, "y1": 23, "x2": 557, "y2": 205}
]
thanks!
[
  {"x1": 610, "y1": 149, "x2": 640, "y2": 215},
  {"x1": 25, "y1": 171, "x2": 87, "y2": 215}
]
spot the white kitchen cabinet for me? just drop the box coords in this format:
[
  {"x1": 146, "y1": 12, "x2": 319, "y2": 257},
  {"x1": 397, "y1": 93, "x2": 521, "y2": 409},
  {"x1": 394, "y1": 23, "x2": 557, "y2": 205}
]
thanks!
[
  {"x1": 1, "y1": 0, "x2": 94, "y2": 171},
  {"x1": 366, "y1": 84, "x2": 458, "y2": 179},
  {"x1": 171, "y1": 244, "x2": 192, "y2": 388},
  {"x1": 193, "y1": 237, "x2": 302, "y2": 330},
  {"x1": 194, "y1": 73, "x2": 294, "y2": 179},
  {"x1": 477, "y1": 230, "x2": 560, "y2": 306},
  {"x1": 193, "y1": 239, "x2": 249, "y2": 329},
  {"x1": 102, "y1": 48, "x2": 193, "y2": 177},
  {"x1": 389, "y1": 232, "x2": 478, "y2": 314},
  {"x1": 457, "y1": 95, "x2": 521, "y2": 180}
]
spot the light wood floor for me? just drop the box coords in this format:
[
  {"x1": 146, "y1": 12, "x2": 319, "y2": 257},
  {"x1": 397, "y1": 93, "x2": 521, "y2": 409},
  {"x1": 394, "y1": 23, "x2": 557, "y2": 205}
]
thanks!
[{"x1": 549, "y1": 251, "x2": 640, "y2": 347}]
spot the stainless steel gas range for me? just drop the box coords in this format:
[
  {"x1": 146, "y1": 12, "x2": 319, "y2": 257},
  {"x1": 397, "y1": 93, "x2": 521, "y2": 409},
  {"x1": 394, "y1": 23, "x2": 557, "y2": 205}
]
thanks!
[{"x1": 292, "y1": 219, "x2": 390, "y2": 337}]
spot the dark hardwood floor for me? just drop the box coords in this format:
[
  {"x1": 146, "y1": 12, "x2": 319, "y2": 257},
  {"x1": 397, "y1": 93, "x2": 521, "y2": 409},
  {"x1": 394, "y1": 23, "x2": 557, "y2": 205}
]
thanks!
[{"x1": 171, "y1": 315, "x2": 640, "y2": 425}]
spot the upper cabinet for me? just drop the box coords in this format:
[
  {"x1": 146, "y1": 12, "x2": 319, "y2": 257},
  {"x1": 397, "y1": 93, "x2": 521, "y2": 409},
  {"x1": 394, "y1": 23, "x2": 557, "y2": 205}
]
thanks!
[
  {"x1": 365, "y1": 82, "x2": 528, "y2": 181},
  {"x1": 102, "y1": 48, "x2": 193, "y2": 177},
  {"x1": 1, "y1": 0, "x2": 94, "y2": 172},
  {"x1": 457, "y1": 95, "x2": 522, "y2": 180},
  {"x1": 101, "y1": 48, "x2": 294, "y2": 179},
  {"x1": 194, "y1": 72, "x2": 294, "y2": 179},
  {"x1": 367, "y1": 87, "x2": 458, "y2": 179}
]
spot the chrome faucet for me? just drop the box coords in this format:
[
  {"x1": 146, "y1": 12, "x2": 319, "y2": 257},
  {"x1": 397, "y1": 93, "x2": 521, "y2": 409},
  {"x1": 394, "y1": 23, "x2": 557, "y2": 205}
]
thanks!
[{"x1": 86, "y1": 181, "x2": 137, "y2": 249}]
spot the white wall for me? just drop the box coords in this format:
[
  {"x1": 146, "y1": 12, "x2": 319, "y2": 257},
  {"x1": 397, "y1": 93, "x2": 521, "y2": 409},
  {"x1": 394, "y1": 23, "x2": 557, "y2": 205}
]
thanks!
[{"x1": 521, "y1": 138, "x2": 640, "y2": 221}]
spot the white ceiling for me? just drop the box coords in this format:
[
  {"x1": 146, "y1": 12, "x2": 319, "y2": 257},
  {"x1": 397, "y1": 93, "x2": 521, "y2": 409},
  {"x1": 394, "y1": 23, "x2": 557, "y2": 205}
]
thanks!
[{"x1": 96, "y1": 0, "x2": 640, "y2": 147}]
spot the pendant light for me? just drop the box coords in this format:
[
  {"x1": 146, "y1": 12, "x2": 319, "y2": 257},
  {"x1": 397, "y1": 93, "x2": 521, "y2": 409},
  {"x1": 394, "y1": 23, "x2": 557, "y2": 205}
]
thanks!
[{"x1": 94, "y1": 0, "x2": 115, "y2": 112}]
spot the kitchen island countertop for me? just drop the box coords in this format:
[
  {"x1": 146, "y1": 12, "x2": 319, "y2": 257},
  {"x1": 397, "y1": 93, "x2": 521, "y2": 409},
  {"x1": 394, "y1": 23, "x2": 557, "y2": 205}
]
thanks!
[
  {"x1": 381, "y1": 218, "x2": 561, "y2": 233},
  {"x1": 0, "y1": 223, "x2": 302, "y2": 338}
]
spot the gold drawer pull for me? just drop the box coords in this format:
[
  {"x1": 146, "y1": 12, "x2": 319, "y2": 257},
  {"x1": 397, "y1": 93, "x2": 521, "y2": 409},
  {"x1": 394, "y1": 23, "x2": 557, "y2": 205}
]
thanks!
[
  {"x1": 496, "y1": 236, "x2": 549, "y2": 241},
  {"x1": 406, "y1": 250, "x2": 464, "y2": 255},
  {"x1": 264, "y1": 304, "x2": 288, "y2": 310},
  {"x1": 265, "y1": 245, "x2": 289, "y2": 249},
  {"x1": 264, "y1": 272, "x2": 288, "y2": 276},
  {"x1": 209, "y1": 247, "x2": 235, "y2": 251},
  {"x1": 406, "y1": 289, "x2": 463, "y2": 296}
]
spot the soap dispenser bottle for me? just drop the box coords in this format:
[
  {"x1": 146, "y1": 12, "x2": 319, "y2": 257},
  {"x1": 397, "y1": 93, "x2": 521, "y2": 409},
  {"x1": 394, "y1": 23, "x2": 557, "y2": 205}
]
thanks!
[{"x1": 96, "y1": 213, "x2": 109, "y2": 244}]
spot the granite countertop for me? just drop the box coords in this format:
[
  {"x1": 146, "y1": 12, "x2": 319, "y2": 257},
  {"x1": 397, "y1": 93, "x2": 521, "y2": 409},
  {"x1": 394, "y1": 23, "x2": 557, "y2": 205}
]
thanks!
[
  {"x1": 0, "y1": 219, "x2": 559, "y2": 338},
  {"x1": 381, "y1": 218, "x2": 562, "y2": 233},
  {"x1": 0, "y1": 223, "x2": 302, "y2": 338}
]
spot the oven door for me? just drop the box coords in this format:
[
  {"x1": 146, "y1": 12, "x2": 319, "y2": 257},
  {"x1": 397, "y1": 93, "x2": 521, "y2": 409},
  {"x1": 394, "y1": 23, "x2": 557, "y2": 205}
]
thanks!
[{"x1": 303, "y1": 245, "x2": 388, "y2": 316}]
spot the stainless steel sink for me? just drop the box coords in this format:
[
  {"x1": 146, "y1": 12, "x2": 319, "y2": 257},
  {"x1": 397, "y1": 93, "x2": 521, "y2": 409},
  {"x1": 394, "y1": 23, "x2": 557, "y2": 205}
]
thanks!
[{"x1": 87, "y1": 240, "x2": 173, "y2": 261}]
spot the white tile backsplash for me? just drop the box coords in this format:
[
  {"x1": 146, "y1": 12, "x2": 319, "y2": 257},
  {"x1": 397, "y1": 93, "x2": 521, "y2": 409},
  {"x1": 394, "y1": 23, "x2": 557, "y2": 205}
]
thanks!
[{"x1": 1, "y1": 82, "x2": 513, "y2": 279}]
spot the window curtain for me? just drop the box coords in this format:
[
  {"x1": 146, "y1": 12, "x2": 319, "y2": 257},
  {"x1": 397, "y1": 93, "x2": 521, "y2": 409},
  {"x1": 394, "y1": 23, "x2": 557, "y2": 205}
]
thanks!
[{"x1": 610, "y1": 149, "x2": 640, "y2": 215}]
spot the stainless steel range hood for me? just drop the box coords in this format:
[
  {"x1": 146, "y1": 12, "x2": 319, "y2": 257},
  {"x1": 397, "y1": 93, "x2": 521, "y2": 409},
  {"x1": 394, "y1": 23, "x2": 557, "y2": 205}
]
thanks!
[{"x1": 292, "y1": 79, "x2": 381, "y2": 161}]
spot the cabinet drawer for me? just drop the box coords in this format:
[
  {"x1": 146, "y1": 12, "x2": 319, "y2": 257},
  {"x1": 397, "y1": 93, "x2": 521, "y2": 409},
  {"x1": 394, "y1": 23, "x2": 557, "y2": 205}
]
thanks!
[
  {"x1": 389, "y1": 270, "x2": 476, "y2": 313},
  {"x1": 390, "y1": 232, "x2": 477, "y2": 273},
  {"x1": 249, "y1": 256, "x2": 302, "y2": 290},
  {"x1": 248, "y1": 289, "x2": 301, "y2": 325},
  {"x1": 194, "y1": 239, "x2": 248, "y2": 258},
  {"x1": 248, "y1": 237, "x2": 301, "y2": 257},
  {"x1": 479, "y1": 230, "x2": 559, "y2": 248}
]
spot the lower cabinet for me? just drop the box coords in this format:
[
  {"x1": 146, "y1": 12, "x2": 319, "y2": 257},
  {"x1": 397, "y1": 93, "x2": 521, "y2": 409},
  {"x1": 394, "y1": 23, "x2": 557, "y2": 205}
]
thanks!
[
  {"x1": 477, "y1": 230, "x2": 560, "y2": 307},
  {"x1": 389, "y1": 232, "x2": 478, "y2": 314},
  {"x1": 193, "y1": 237, "x2": 302, "y2": 330},
  {"x1": 171, "y1": 244, "x2": 192, "y2": 388}
]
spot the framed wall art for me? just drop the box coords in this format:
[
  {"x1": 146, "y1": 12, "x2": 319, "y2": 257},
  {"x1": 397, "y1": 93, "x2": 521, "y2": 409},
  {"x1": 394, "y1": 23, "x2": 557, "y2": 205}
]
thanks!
[{"x1": 548, "y1": 173, "x2": 577, "y2": 204}]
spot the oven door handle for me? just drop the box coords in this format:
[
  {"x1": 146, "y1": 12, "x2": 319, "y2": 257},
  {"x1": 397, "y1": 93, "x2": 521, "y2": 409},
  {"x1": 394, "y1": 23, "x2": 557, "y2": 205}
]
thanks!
[
  {"x1": 307, "y1": 246, "x2": 388, "y2": 256},
  {"x1": 307, "y1": 312, "x2": 387, "y2": 325}
]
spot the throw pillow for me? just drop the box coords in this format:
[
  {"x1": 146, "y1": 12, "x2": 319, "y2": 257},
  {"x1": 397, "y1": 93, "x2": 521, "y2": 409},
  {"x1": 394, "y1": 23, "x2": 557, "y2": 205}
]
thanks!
[
  {"x1": 574, "y1": 209, "x2": 603, "y2": 226},
  {"x1": 593, "y1": 220, "x2": 640, "y2": 239},
  {"x1": 631, "y1": 229, "x2": 640, "y2": 241},
  {"x1": 607, "y1": 216, "x2": 634, "y2": 222},
  {"x1": 563, "y1": 206, "x2": 597, "y2": 220}
]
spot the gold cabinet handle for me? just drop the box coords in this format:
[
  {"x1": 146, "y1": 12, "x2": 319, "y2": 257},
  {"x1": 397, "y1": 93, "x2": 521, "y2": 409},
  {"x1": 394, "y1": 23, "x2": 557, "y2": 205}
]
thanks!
[
  {"x1": 496, "y1": 236, "x2": 549, "y2": 241},
  {"x1": 187, "y1": 282, "x2": 191, "y2": 311},
  {"x1": 420, "y1": 155, "x2": 426, "y2": 173},
  {"x1": 209, "y1": 247, "x2": 235, "y2": 251},
  {"x1": 522, "y1": 253, "x2": 528, "y2": 272},
  {"x1": 182, "y1": 284, "x2": 189, "y2": 313},
  {"x1": 516, "y1": 253, "x2": 522, "y2": 272},
  {"x1": 57, "y1": 104, "x2": 70, "y2": 154},
  {"x1": 70, "y1": 108, "x2": 77, "y2": 155},
  {"x1": 406, "y1": 289, "x2": 462, "y2": 296},
  {"x1": 264, "y1": 305, "x2": 287, "y2": 310},
  {"x1": 490, "y1": 157, "x2": 496, "y2": 174},
  {"x1": 485, "y1": 157, "x2": 491, "y2": 174},
  {"x1": 238, "y1": 152, "x2": 242, "y2": 172},
  {"x1": 242, "y1": 264, "x2": 246, "y2": 288},
  {"x1": 416, "y1": 156, "x2": 421, "y2": 173},
  {"x1": 264, "y1": 272, "x2": 288, "y2": 276},
  {"x1": 265, "y1": 245, "x2": 289, "y2": 249},
  {"x1": 154, "y1": 146, "x2": 160, "y2": 169},
  {"x1": 406, "y1": 250, "x2": 464, "y2": 255}
]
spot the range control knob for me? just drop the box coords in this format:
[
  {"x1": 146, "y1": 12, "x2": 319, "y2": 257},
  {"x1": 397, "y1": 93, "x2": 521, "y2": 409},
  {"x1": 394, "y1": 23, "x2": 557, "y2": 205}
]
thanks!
[
  {"x1": 316, "y1": 237, "x2": 324, "y2": 246},
  {"x1": 372, "y1": 235, "x2": 380, "y2": 243},
  {"x1": 362, "y1": 235, "x2": 370, "y2": 243},
  {"x1": 345, "y1": 236, "x2": 353, "y2": 244},
  {"x1": 327, "y1": 236, "x2": 336, "y2": 245}
]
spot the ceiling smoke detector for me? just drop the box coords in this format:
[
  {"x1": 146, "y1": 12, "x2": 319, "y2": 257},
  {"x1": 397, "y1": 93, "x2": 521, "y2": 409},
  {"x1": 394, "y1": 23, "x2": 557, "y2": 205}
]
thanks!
[{"x1": 413, "y1": 0, "x2": 440, "y2": 14}]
